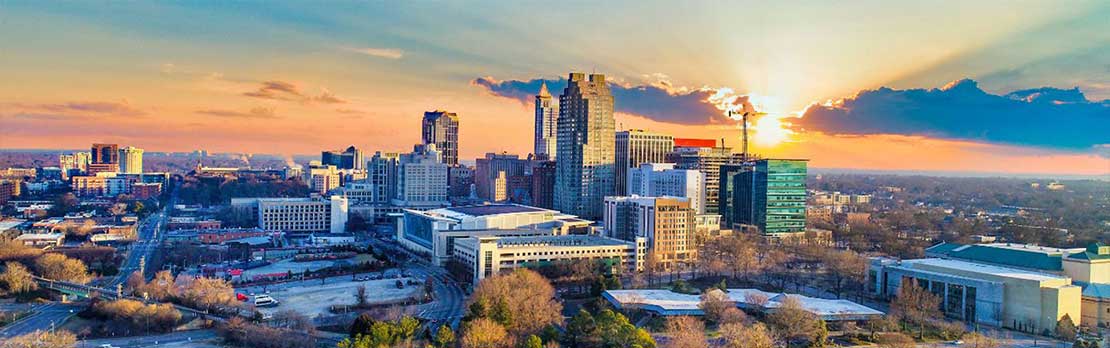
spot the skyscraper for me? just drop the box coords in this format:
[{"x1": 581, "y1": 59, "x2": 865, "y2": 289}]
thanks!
[
  {"x1": 369, "y1": 151, "x2": 400, "y2": 204},
  {"x1": 530, "y1": 160, "x2": 556, "y2": 209},
  {"x1": 393, "y1": 144, "x2": 450, "y2": 208},
  {"x1": 604, "y1": 196, "x2": 696, "y2": 270},
  {"x1": 667, "y1": 140, "x2": 742, "y2": 215},
  {"x1": 730, "y1": 159, "x2": 808, "y2": 236},
  {"x1": 555, "y1": 73, "x2": 615, "y2": 219},
  {"x1": 534, "y1": 81, "x2": 558, "y2": 159},
  {"x1": 422, "y1": 110, "x2": 459, "y2": 166},
  {"x1": 474, "y1": 152, "x2": 528, "y2": 201},
  {"x1": 118, "y1": 146, "x2": 144, "y2": 174},
  {"x1": 626, "y1": 163, "x2": 706, "y2": 214},
  {"x1": 615, "y1": 129, "x2": 674, "y2": 195},
  {"x1": 322, "y1": 145, "x2": 364, "y2": 170},
  {"x1": 89, "y1": 143, "x2": 119, "y2": 174}
]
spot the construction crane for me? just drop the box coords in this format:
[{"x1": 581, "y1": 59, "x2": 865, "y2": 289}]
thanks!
[{"x1": 729, "y1": 109, "x2": 752, "y2": 164}]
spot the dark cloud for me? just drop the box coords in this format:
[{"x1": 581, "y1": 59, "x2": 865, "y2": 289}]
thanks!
[
  {"x1": 243, "y1": 80, "x2": 347, "y2": 104},
  {"x1": 196, "y1": 106, "x2": 278, "y2": 119},
  {"x1": 792, "y1": 79, "x2": 1110, "y2": 150},
  {"x1": 471, "y1": 76, "x2": 751, "y2": 125}
]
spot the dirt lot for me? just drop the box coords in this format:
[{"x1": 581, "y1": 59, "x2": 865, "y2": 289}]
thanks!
[{"x1": 244, "y1": 277, "x2": 423, "y2": 319}]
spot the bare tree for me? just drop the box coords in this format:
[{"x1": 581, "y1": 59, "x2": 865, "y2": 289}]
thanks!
[
  {"x1": 354, "y1": 285, "x2": 368, "y2": 307},
  {"x1": 0, "y1": 261, "x2": 37, "y2": 295},
  {"x1": 889, "y1": 283, "x2": 941, "y2": 338},
  {"x1": 0, "y1": 329, "x2": 77, "y2": 348},
  {"x1": 467, "y1": 269, "x2": 561, "y2": 338},
  {"x1": 664, "y1": 316, "x2": 707, "y2": 348},
  {"x1": 720, "y1": 322, "x2": 777, "y2": 348},
  {"x1": 34, "y1": 253, "x2": 91, "y2": 284},
  {"x1": 766, "y1": 296, "x2": 819, "y2": 345},
  {"x1": 699, "y1": 290, "x2": 746, "y2": 325}
]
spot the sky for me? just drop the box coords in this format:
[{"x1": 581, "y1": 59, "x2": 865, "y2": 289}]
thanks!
[{"x1": 0, "y1": 1, "x2": 1107, "y2": 176}]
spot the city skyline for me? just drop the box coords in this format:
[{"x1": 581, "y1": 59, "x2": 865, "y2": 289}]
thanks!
[{"x1": 0, "y1": 1, "x2": 1108, "y2": 176}]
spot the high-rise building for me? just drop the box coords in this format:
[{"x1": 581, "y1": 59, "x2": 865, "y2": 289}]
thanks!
[
  {"x1": 89, "y1": 143, "x2": 119, "y2": 174},
  {"x1": 530, "y1": 161, "x2": 556, "y2": 209},
  {"x1": 718, "y1": 163, "x2": 750, "y2": 227},
  {"x1": 534, "y1": 81, "x2": 559, "y2": 160},
  {"x1": 474, "y1": 152, "x2": 528, "y2": 201},
  {"x1": 422, "y1": 110, "x2": 460, "y2": 166},
  {"x1": 555, "y1": 73, "x2": 615, "y2": 219},
  {"x1": 626, "y1": 163, "x2": 706, "y2": 214},
  {"x1": 448, "y1": 165, "x2": 474, "y2": 199},
  {"x1": 118, "y1": 146, "x2": 144, "y2": 174},
  {"x1": 604, "y1": 196, "x2": 696, "y2": 270},
  {"x1": 730, "y1": 159, "x2": 808, "y2": 236},
  {"x1": 59, "y1": 152, "x2": 91, "y2": 178},
  {"x1": 667, "y1": 141, "x2": 742, "y2": 215},
  {"x1": 231, "y1": 196, "x2": 348, "y2": 234},
  {"x1": 321, "y1": 146, "x2": 364, "y2": 170},
  {"x1": 369, "y1": 152, "x2": 400, "y2": 204},
  {"x1": 393, "y1": 144, "x2": 450, "y2": 208},
  {"x1": 615, "y1": 130, "x2": 674, "y2": 195},
  {"x1": 304, "y1": 161, "x2": 340, "y2": 195}
]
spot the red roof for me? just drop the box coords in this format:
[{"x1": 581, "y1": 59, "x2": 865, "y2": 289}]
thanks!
[{"x1": 674, "y1": 138, "x2": 716, "y2": 148}]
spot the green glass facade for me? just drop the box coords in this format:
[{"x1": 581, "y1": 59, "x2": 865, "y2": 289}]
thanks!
[{"x1": 732, "y1": 159, "x2": 807, "y2": 235}]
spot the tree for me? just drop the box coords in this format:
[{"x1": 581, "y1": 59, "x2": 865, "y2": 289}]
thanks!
[
  {"x1": 813, "y1": 319, "x2": 829, "y2": 347},
  {"x1": 33, "y1": 253, "x2": 91, "y2": 284},
  {"x1": 766, "y1": 296, "x2": 819, "y2": 345},
  {"x1": 698, "y1": 290, "x2": 745, "y2": 325},
  {"x1": 564, "y1": 309, "x2": 597, "y2": 347},
  {"x1": 351, "y1": 313, "x2": 376, "y2": 338},
  {"x1": 720, "y1": 322, "x2": 776, "y2": 348},
  {"x1": 0, "y1": 241, "x2": 42, "y2": 262},
  {"x1": 889, "y1": 283, "x2": 941, "y2": 339},
  {"x1": 1055, "y1": 314, "x2": 1077, "y2": 341},
  {"x1": 140, "y1": 270, "x2": 176, "y2": 300},
  {"x1": 522, "y1": 334, "x2": 543, "y2": 348},
  {"x1": 875, "y1": 332, "x2": 915, "y2": 348},
  {"x1": 0, "y1": 261, "x2": 37, "y2": 295},
  {"x1": 664, "y1": 316, "x2": 707, "y2": 348},
  {"x1": 434, "y1": 324, "x2": 456, "y2": 348},
  {"x1": 355, "y1": 285, "x2": 368, "y2": 307},
  {"x1": 0, "y1": 329, "x2": 77, "y2": 348},
  {"x1": 825, "y1": 249, "x2": 867, "y2": 299},
  {"x1": 467, "y1": 269, "x2": 562, "y2": 337},
  {"x1": 461, "y1": 318, "x2": 508, "y2": 348},
  {"x1": 963, "y1": 333, "x2": 1001, "y2": 348},
  {"x1": 594, "y1": 309, "x2": 655, "y2": 348},
  {"x1": 176, "y1": 276, "x2": 237, "y2": 312}
]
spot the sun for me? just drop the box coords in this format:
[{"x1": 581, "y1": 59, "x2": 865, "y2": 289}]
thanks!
[{"x1": 751, "y1": 114, "x2": 794, "y2": 147}]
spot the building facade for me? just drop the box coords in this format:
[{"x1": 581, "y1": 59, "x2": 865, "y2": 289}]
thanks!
[
  {"x1": 555, "y1": 73, "x2": 615, "y2": 219},
  {"x1": 730, "y1": 159, "x2": 808, "y2": 236},
  {"x1": 530, "y1": 161, "x2": 556, "y2": 209},
  {"x1": 534, "y1": 81, "x2": 559, "y2": 160},
  {"x1": 615, "y1": 130, "x2": 674, "y2": 196},
  {"x1": 474, "y1": 152, "x2": 528, "y2": 201},
  {"x1": 369, "y1": 152, "x2": 400, "y2": 204},
  {"x1": 118, "y1": 146, "x2": 144, "y2": 174},
  {"x1": 453, "y1": 234, "x2": 645, "y2": 284},
  {"x1": 321, "y1": 146, "x2": 364, "y2": 170},
  {"x1": 422, "y1": 110, "x2": 460, "y2": 166},
  {"x1": 604, "y1": 196, "x2": 697, "y2": 270},
  {"x1": 667, "y1": 144, "x2": 742, "y2": 215},
  {"x1": 231, "y1": 196, "x2": 348, "y2": 234},
  {"x1": 626, "y1": 163, "x2": 706, "y2": 214},
  {"x1": 393, "y1": 144, "x2": 449, "y2": 208}
]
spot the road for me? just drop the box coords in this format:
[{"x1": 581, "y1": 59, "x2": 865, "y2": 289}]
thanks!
[
  {"x1": 109, "y1": 189, "x2": 177, "y2": 288},
  {"x1": 0, "y1": 302, "x2": 83, "y2": 338},
  {"x1": 366, "y1": 237, "x2": 466, "y2": 330},
  {"x1": 77, "y1": 329, "x2": 220, "y2": 347}
]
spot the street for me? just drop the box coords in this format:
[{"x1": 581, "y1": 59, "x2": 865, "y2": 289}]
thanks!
[{"x1": 0, "y1": 302, "x2": 83, "y2": 338}]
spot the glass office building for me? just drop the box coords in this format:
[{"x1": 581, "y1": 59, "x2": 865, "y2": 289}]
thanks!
[{"x1": 732, "y1": 159, "x2": 808, "y2": 236}]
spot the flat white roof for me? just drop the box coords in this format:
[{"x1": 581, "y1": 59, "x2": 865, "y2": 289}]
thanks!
[
  {"x1": 604, "y1": 288, "x2": 883, "y2": 320},
  {"x1": 971, "y1": 243, "x2": 1085, "y2": 254},
  {"x1": 15, "y1": 232, "x2": 64, "y2": 240},
  {"x1": 0, "y1": 219, "x2": 26, "y2": 230},
  {"x1": 900, "y1": 258, "x2": 1067, "y2": 282}
]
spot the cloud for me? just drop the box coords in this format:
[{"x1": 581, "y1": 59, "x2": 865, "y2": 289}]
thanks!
[
  {"x1": 243, "y1": 80, "x2": 304, "y2": 100},
  {"x1": 242, "y1": 80, "x2": 347, "y2": 104},
  {"x1": 196, "y1": 106, "x2": 278, "y2": 119},
  {"x1": 792, "y1": 79, "x2": 1110, "y2": 150},
  {"x1": 471, "y1": 76, "x2": 753, "y2": 125},
  {"x1": 344, "y1": 47, "x2": 405, "y2": 59},
  {"x1": 0, "y1": 100, "x2": 147, "y2": 120}
]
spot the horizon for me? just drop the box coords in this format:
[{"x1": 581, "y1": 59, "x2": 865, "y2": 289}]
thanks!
[{"x1": 1, "y1": 1, "x2": 1108, "y2": 175}]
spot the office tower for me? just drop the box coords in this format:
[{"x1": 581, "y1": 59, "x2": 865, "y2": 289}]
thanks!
[
  {"x1": 304, "y1": 161, "x2": 340, "y2": 195},
  {"x1": 422, "y1": 110, "x2": 459, "y2": 166},
  {"x1": 448, "y1": 165, "x2": 474, "y2": 199},
  {"x1": 59, "y1": 152, "x2": 90, "y2": 178},
  {"x1": 369, "y1": 152, "x2": 401, "y2": 204},
  {"x1": 554, "y1": 73, "x2": 615, "y2": 219},
  {"x1": 89, "y1": 143, "x2": 120, "y2": 174},
  {"x1": 718, "y1": 163, "x2": 749, "y2": 227},
  {"x1": 626, "y1": 163, "x2": 706, "y2": 214},
  {"x1": 232, "y1": 196, "x2": 348, "y2": 234},
  {"x1": 474, "y1": 152, "x2": 528, "y2": 201},
  {"x1": 615, "y1": 130, "x2": 674, "y2": 195},
  {"x1": 604, "y1": 196, "x2": 696, "y2": 270},
  {"x1": 118, "y1": 146, "x2": 144, "y2": 174},
  {"x1": 531, "y1": 161, "x2": 556, "y2": 209},
  {"x1": 667, "y1": 141, "x2": 742, "y2": 215},
  {"x1": 731, "y1": 159, "x2": 808, "y2": 236},
  {"x1": 393, "y1": 144, "x2": 450, "y2": 208},
  {"x1": 534, "y1": 81, "x2": 559, "y2": 160},
  {"x1": 322, "y1": 145, "x2": 364, "y2": 170}
]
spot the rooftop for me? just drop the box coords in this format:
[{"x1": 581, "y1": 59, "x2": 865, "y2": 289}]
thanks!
[
  {"x1": 15, "y1": 232, "x2": 64, "y2": 240},
  {"x1": 603, "y1": 289, "x2": 882, "y2": 320},
  {"x1": 484, "y1": 235, "x2": 632, "y2": 248},
  {"x1": 925, "y1": 242, "x2": 1085, "y2": 271},
  {"x1": 899, "y1": 258, "x2": 1067, "y2": 282},
  {"x1": 0, "y1": 219, "x2": 26, "y2": 231},
  {"x1": 443, "y1": 204, "x2": 549, "y2": 217}
]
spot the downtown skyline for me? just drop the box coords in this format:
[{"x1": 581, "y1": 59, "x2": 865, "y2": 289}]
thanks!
[{"x1": 1, "y1": 1, "x2": 1108, "y2": 176}]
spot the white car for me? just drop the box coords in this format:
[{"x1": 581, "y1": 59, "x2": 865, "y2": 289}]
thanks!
[{"x1": 98, "y1": 345, "x2": 119, "y2": 348}]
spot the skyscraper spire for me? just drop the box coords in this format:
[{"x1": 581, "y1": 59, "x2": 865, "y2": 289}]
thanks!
[{"x1": 537, "y1": 80, "x2": 550, "y2": 97}]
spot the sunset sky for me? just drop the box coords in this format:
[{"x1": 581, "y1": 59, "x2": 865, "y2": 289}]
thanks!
[{"x1": 1, "y1": 1, "x2": 1107, "y2": 176}]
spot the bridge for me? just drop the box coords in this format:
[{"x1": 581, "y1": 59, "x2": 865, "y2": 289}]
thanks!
[{"x1": 33, "y1": 276, "x2": 226, "y2": 319}]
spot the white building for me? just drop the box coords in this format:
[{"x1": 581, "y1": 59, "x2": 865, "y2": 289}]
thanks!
[
  {"x1": 304, "y1": 162, "x2": 340, "y2": 195},
  {"x1": 392, "y1": 144, "x2": 449, "y2": 208},
  {"x1": 615, "y1": 130, "x2": 674, "y2": 196},
  {"x1": 340, "y1": 181, "x2": 377, "y2": 204},
  {"x1": 626, "y1": 163, "x2": 705, "y2": 214},
  {"x1": 15, "y1": 232, "x2": 65, "y2": 249},
  {"x1": 453, "y1": 234, "x2": 645, "y2": 284},
  {"x1": 604, "y1": 288, "x2": 883, "y2": 321},
  {"x1": 118, "y1": 146, "x2": 144, "y2": 174},
  {"x1": 231, "y1": 196, "x2": 348, "y2": 234},
  {"x1": 397, "y1": 204, "x2": 592, "y2": 265}
]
